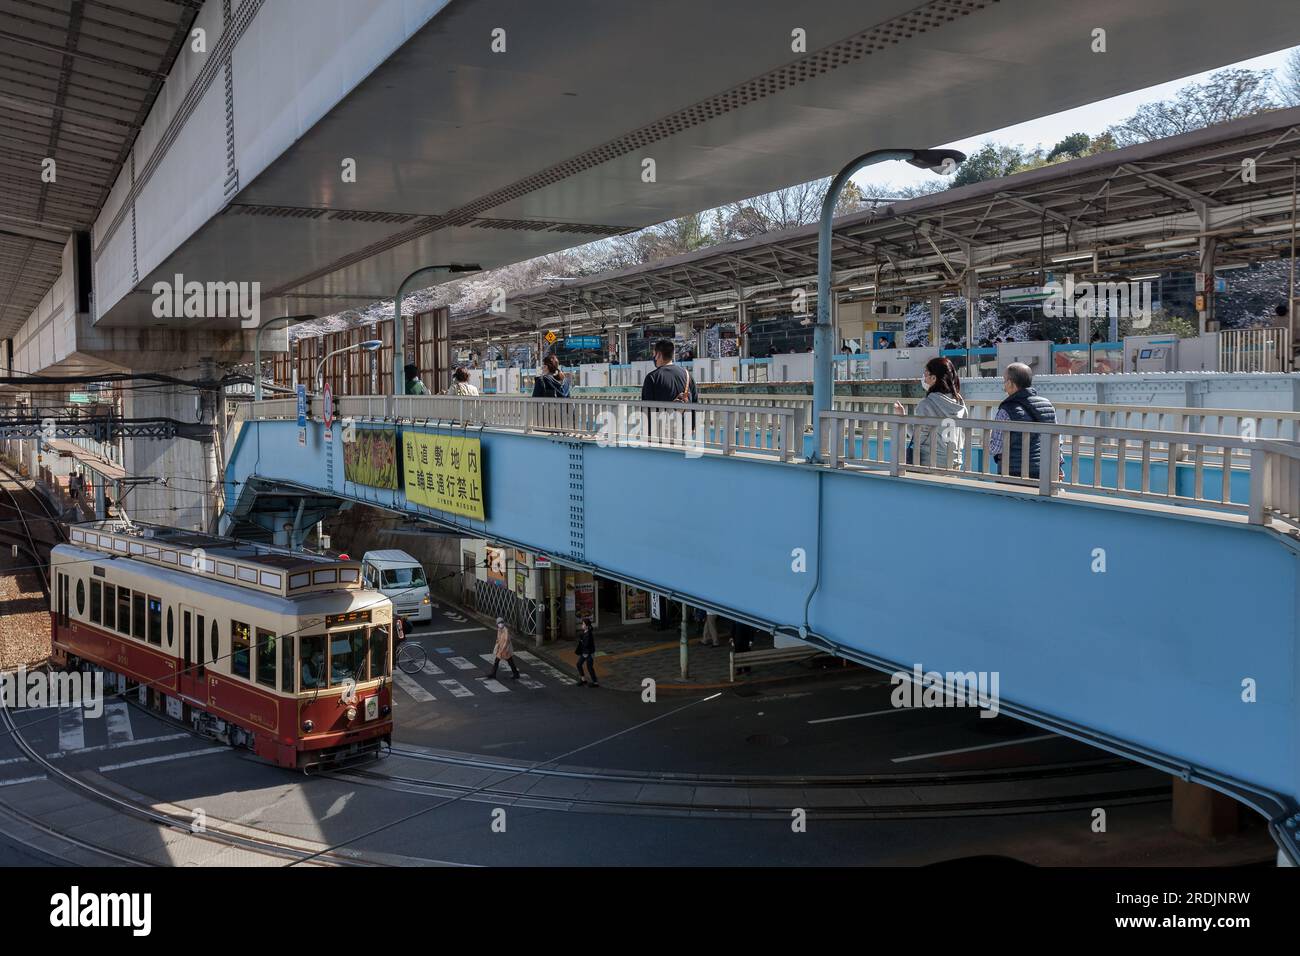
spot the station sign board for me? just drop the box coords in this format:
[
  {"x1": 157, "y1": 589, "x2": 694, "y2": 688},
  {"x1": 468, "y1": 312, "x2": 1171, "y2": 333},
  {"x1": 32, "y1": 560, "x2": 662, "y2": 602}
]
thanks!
[{"x1": 564, "y1": 335, "x2": 601, "y2": 349}]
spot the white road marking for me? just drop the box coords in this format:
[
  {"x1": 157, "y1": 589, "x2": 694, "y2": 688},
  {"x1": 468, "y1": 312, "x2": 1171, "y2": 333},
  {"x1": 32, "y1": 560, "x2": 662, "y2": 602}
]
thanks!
[
  {"x1": 475, "y1": 678, "x2": 511, "y2": 694},
  {"x1": 0, "y1": 775, "x2": 45, "y2": 787},
  {"x1": 420, "y1": 660, "x2": 444, "y2": 676},
  {"x1": 0, "y1": 732, "x2": 192, "y2": 767},
  {"x1": 99, "y1": 747, "x2": 225, "y2": 773},
  {"x1": 478, "y1": 655, "x2": 545, "y2": 690},
  {"x1": 104, "y1": 701, "x2": 134, "y2": 745},
  {"x1": 447, "y1": 656, "x2": 478, "y2": 671},
  {"x1": 438, "y1": 679, "x2": 474, "y2": 699},
  {"x1": 425, "y1": 627, "x2": 486, "y2": 635},
  {"x1": 392, "y1": 671, "x2": 435, "y2": 703},
  {"x1": 515, "y1": 651, "x2": 575, "y2": 685},
  {"x1": 890, "y1": 734, "x2": 1056, "y2": 764},
  {"x1": 808, "y1": 707, "x2": 914, "y2": 725},
  {"x1": 58, "y1": 708, "x2": 84, "y2": 752}
]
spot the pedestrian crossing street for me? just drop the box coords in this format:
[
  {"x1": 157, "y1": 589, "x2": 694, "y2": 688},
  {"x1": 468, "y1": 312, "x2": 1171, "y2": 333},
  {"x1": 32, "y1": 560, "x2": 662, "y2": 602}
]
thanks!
[{"x1": 391, "y1": 647, "x2": 575, "y2": 704}]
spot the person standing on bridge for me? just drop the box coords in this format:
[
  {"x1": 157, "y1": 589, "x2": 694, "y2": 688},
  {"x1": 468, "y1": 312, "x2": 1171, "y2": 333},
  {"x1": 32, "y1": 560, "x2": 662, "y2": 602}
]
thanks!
[
  {"x1": 486, "y1": 617, "x2": 520, "y2": 680},
  {"x1": 640, "y1": 340, "x2": 698, "y2": 404},
  {"x1": 893, "y1": 356, "x2": 968, "y2": 468},
  {"x1": 575, "y1": 617, "x2": 598, "y2": 687},
  {"x1": 446, "y1": 367, "x2": 479, "y2": 396},
  {"x1": 988, "y1": 362, "x2": 1061, "y2": 479},
  {"x1": 404, "y1": 363, "x2": 429, "y2": 395},
  {"x1": 532, "y1": 354, "x2": 571, "y2": 399}
]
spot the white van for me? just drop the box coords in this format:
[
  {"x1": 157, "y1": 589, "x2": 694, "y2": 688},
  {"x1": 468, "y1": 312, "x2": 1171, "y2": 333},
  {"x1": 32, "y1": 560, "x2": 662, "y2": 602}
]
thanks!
[{"x1": 361, "y1": 550, "x2": 432, "y2": 625}]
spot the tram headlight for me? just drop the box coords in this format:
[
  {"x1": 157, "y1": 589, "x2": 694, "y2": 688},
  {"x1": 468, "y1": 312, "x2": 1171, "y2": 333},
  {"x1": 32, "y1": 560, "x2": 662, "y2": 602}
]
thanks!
[
  {"x1": 303, "y1": 719, "x2": 314, "y2": 733},
  {"x1": 346, "y1": 705, "x2": 357, "y2": 722}
]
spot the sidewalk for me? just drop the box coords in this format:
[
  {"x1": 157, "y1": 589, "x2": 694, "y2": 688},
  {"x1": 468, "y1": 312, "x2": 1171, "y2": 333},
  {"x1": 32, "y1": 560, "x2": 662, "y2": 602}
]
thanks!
[{"x1": 449, "y1": 599, "x2": 852, "y2": 693}]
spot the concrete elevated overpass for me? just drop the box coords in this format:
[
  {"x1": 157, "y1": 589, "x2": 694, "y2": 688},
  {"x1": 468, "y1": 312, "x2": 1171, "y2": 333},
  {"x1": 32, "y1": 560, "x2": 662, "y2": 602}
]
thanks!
[{"x1": 6, "y1": 0, "x2": 1300, "y2": 528}]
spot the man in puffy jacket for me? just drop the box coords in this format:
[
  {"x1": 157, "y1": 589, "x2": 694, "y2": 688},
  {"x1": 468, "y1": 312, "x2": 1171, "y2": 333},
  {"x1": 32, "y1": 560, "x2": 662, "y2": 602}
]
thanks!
[{"x1": 988, "y1": 363, "x2": 1060, "y2": 479}]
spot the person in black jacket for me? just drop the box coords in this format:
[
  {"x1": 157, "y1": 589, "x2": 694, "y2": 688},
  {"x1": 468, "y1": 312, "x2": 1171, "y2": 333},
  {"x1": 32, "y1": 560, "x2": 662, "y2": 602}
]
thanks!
[
  {"x1": 989, "y1": 362, "x2": 1061, "y2": 479},
  {"x1": 532, "y1": 354, "x2": 571, "y2": 398},
  {"x1": 640, "y1": 340, "x2": 698, "y2": 403},
  {"x1": 575, "y1": 618, "x2": 598, "y2": 687}
]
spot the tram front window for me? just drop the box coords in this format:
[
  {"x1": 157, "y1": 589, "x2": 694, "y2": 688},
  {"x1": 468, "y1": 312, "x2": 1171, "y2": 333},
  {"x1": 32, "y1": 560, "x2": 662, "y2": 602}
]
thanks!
[
  {"x1": 299, "y1": 634, "x2": 325, "y2": 690},
  {"x1": 370, "y1": 625, "x2": 390, "y2": 678},
  {"x1": 329, "y1": 628, "x2": 367, "y2": 685}
]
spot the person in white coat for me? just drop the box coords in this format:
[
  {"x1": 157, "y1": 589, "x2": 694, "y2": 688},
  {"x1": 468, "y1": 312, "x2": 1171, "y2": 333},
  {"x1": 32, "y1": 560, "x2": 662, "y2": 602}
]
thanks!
[
  {"x1": 486, "y1": 617, "x2": 519, "y2": 680},
  {"x1": 894, "y1": 356, "x2": 968, "y2": 468}
]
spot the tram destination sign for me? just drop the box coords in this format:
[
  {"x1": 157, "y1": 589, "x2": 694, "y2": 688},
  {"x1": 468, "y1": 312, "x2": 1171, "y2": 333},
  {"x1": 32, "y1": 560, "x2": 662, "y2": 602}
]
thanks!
[{"x1": 402, "y1": 431, "x2": 486, "y2": 520}]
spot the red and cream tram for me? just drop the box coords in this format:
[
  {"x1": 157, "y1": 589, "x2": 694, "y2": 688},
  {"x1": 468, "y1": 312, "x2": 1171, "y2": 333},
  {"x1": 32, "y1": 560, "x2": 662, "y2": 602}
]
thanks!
[{"x1": 50, "y1": 522, "x2": 393, "y2": 769}]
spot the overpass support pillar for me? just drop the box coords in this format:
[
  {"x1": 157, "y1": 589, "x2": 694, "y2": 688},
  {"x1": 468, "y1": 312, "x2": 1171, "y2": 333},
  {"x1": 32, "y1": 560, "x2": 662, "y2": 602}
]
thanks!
[
  {"x1": 737, "y1": 299, "x2": 749, "y2": 361},
  {"x1": 963, "y1": 272, "x2": 979, "y2": 355},
  {"x1": 929, "y1": 294, "x2": 941, "y2": 347},
  {"x1": 1198, "y1": 209, "x2": 1217, "y2": 333},
  {"x1": 679, "y1": 601, "x2": 689, "y2": 679},
  {"x1": 1172, "y1": 779, "x2": 1241, "y2": 840}
]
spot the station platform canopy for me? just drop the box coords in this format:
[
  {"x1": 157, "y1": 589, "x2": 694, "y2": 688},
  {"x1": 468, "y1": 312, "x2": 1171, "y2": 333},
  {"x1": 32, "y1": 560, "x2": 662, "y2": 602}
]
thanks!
[{"x1": 456, "y1": 106, "x2": 1300, "y2": 345}]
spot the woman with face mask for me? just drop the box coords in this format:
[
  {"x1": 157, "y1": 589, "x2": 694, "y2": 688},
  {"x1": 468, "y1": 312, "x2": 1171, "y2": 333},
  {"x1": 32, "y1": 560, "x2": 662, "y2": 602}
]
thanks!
[{"x1": 893, "y1": 356, "x2": 968, "y2": 468}]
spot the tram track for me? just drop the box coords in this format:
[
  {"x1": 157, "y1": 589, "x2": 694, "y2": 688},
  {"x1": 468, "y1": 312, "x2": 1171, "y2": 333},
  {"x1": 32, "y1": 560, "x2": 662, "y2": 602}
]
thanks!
[{"x1": 332, "y1": 745, "x2": 1171, "y2": 820}]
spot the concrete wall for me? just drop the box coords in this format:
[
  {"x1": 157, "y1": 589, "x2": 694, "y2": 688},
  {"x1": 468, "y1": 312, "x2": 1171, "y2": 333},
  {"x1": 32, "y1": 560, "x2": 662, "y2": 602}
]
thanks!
[
  {"x1": 92, "y1": 0, "x2": 453, "y2": 321},
  {"x1": 961, "y1": 371, "x2": 1300, "y2": 411}
]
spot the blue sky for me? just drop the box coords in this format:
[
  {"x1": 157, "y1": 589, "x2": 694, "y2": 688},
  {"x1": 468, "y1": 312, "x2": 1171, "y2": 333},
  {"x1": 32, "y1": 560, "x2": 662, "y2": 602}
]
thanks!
[{"x1": 853, "y1": 45, "x2": 1299, "y2": 197}]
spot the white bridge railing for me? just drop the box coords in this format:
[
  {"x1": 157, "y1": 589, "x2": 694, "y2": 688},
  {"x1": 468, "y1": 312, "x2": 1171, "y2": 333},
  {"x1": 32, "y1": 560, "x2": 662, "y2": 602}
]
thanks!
[
  {"x1": 817, "y1": 409, "x2": 1300, "y2": 531},
  {"x1": 239, "y1": 395, "x2": 1300, "y2": 533},
  {"x1": 249, "y1": 394, "x2": 806, "y2": 462}
]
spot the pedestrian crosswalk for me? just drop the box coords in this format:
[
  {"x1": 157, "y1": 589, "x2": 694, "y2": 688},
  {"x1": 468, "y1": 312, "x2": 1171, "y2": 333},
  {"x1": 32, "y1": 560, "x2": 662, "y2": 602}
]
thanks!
[
  {"x1": 56, "y1": 700, "x2": 136, "y2": 752},
  {"x1": 0, "y1": 701, "x2": 187, "y2": 775},
  {"x1": 388, "y1": 648, "x2": 569, "y2": 704}
]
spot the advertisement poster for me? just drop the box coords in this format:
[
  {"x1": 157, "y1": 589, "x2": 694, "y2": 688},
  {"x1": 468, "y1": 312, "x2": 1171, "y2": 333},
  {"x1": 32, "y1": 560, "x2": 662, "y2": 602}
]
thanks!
[
  {"x1": 515, "y1": 569, "x2": 528, "y2": 595},
  {"x1": 574, "y1": 582, "x2": 595, "y2": 621},
  {"x1": 485, "y1": 546, "x2": 507, "y2": 588},
  {"x1": 343, "y1": 427, "x2": 399, "y2": 489},
  {"x1": 623, "y1": 585, "x2": 650, "y2": 622},
  {"x1": 403, "y1": 431, "x2": 486, "y2": 519}
]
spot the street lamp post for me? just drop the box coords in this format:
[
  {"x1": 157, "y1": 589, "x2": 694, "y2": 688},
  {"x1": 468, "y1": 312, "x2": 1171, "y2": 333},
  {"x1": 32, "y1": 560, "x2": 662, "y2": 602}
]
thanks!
[
  {"x1": 252, "y1": 314, "x2": 316, "y2": 402},
  {"x1": 392, "y1": 264, "x2": 481, "y2": 397},
  {"x1": 813, "y1": 149, "x2": 966, "y2": 432},
  {"x1": 317, "y1": 340, "x2": 382, "y2": 394}
]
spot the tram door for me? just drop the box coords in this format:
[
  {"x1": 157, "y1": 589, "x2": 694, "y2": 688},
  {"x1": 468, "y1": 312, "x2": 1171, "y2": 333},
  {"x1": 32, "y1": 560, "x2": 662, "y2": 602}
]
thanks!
[{"x1": 179, "y1": 605, "x2": 205, "y2": 700}]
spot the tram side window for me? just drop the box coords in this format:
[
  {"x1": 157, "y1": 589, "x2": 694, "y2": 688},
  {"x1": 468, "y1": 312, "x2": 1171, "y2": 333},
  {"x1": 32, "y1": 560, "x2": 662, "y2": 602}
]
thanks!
[
  {"x1": 299, "y1": 635, "x2": 325, "y2": 690},
  {"x1": 370, "y1": 626, "x2": 389, "y2": 679},
  {"x1": 132, "y1": 593, "x2": 145, "y2": 641},
  {"x1": 116, "y1": 587, "x2": 131, "y2": 636},
  {"x1": 255, "y1": 629, "x2": 276, "y2": 688},
  {"x1": 280, "y1": 635, "x2": 294, "y2": 693},
  {"x1": 103, "y1": 585, "x2": 115, "y2": 630},
  {"x1": 231, "y1": 621, "x2": 251, "y2": 679},
  {"x1": 330, "y1": 628, "x2": 367, "y2": 686},
  {"x1": 197, "y1": 615, "x2": 206, "y2": 675},
  {"x1": 147, "y1": 597, "x2": 162, "y2": 646},
  {"x1": 90, "y1": 581, "x2": 101, "y2": 625}
]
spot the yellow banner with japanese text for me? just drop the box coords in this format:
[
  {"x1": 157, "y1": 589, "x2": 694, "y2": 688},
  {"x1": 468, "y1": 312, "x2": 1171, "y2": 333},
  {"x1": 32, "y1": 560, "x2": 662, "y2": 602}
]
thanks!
[{"x1": 402, "y1": 432, "x2": 486, "y2": 520}]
